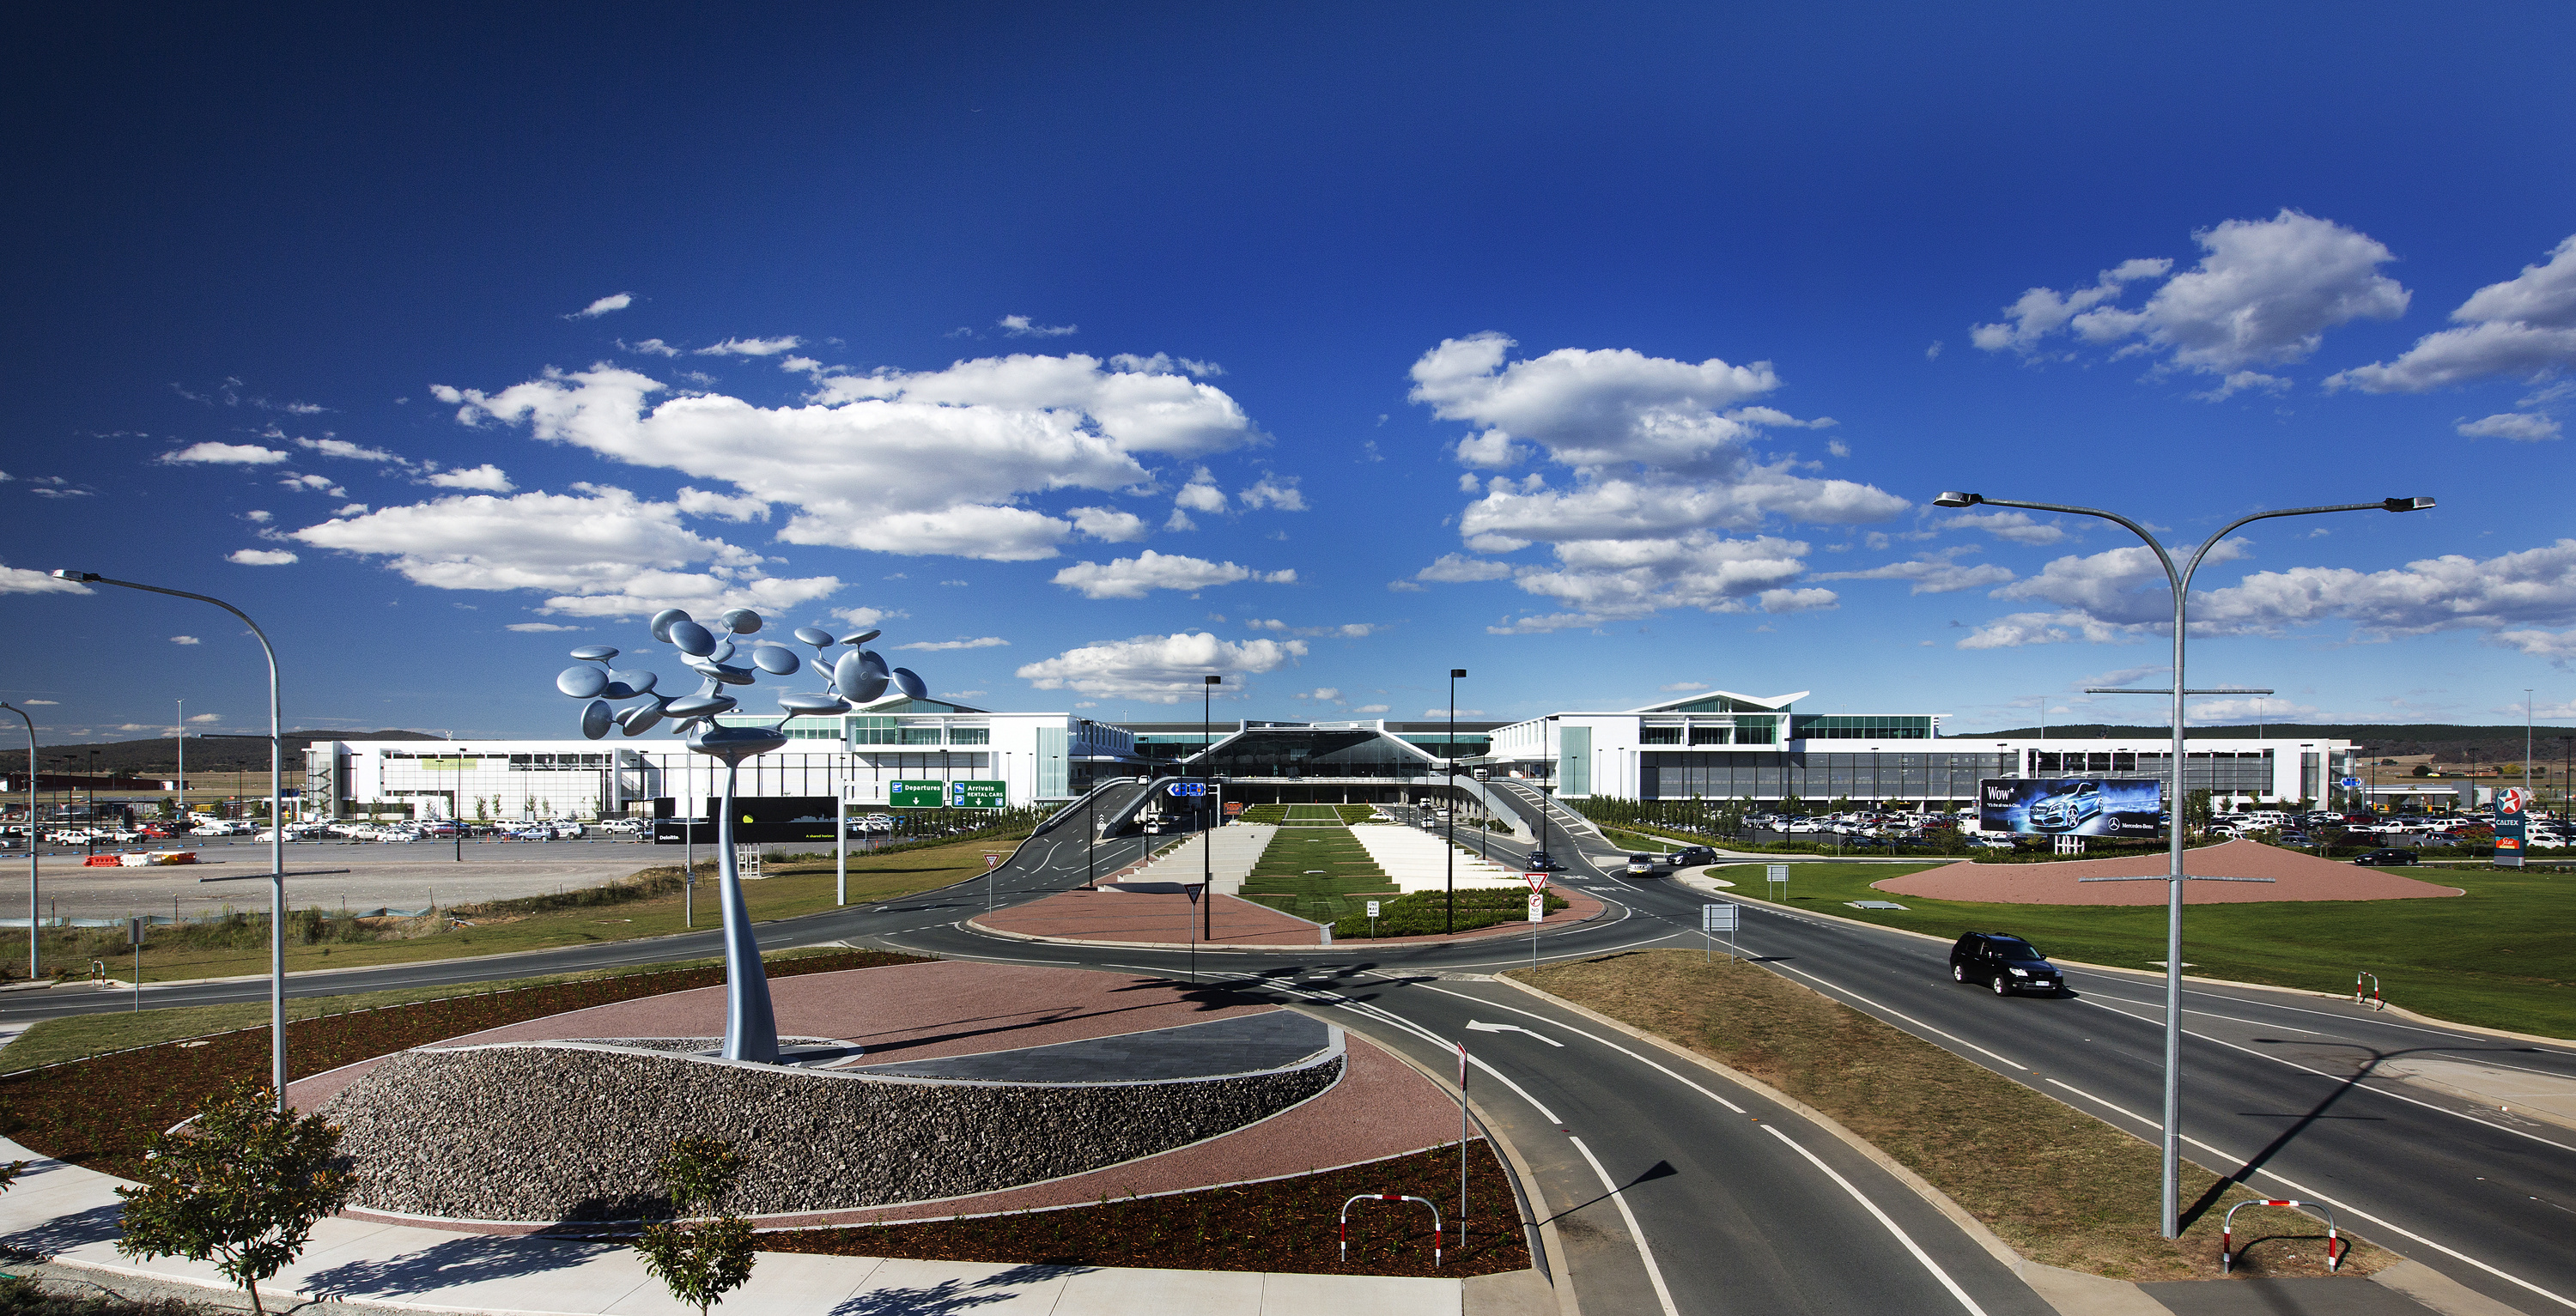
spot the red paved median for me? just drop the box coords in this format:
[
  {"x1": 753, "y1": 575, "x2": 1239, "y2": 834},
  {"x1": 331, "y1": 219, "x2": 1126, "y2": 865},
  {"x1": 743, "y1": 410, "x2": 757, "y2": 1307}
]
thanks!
[
  {"x1": 1873, "y1": 838, "x2": 2466, "y2": 906},
  {"x1": 974, "y1": 883, "x2": 1604, "y2": 947}
]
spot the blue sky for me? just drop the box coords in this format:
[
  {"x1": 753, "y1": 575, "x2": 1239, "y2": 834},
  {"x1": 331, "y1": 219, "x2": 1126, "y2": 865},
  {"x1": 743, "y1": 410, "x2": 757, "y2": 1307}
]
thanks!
[{"x1": 6, "y1": 3, "x2": 2574, "y2": 743}]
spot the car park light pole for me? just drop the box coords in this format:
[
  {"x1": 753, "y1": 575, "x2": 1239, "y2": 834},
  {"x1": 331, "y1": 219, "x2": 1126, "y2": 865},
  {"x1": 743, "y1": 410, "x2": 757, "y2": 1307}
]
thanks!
[
  {"x1": 1448, "y1": 668, "x2": 1465, "y2": 934},
  {"x1": 52, "y1": 570, "x2": 298, "y2": 1108},
  {"x1": 1929, "y1": 494, "x2": 2433, "y2": 1239}
]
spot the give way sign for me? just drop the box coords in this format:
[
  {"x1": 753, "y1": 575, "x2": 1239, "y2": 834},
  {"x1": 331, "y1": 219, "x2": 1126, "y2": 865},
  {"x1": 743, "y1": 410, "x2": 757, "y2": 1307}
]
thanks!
[{"x1": 1523, "y1": 871, "x2": 1550, "y2": 891}]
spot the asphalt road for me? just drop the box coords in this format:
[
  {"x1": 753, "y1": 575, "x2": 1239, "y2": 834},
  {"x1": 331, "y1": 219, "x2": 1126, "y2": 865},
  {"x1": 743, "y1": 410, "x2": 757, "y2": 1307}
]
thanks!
[{"x1": 8, "y1": 779, "x2": 2568, "y2": 1313}]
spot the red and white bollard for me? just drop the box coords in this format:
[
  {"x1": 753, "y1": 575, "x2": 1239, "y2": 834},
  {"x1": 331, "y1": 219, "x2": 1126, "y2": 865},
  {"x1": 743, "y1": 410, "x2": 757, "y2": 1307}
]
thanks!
[
  {"x1": 2221, "y1": 1198, "x2": 2342, "y2": 1274},
  {"x1": 1340, "y1": 1193, "x2": 1443, "y2": 1267},
  {"x1": 2354, "y1": 971, "x2": 2384, "y2": 1010}
]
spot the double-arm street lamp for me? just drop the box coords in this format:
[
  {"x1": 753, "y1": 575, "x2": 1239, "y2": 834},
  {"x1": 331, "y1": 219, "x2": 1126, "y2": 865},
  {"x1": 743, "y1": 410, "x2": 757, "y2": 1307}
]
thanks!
[
  {"x1": 0, "y1": 703, "x2": 35, "y2": 979},
  {"x1": 51, "y1": 570, "x2": 334, "y2": 1111},
  {"x1": 1929, "y1": 494, "x2": 2433, "y2": 1239}
]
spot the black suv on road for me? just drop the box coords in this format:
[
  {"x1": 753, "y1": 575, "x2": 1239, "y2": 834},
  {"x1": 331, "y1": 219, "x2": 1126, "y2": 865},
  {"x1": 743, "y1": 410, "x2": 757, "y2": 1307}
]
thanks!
[
  {"x1": 2352, "y1": 847, "x2": 2421, "y2": 866},
  {"x1": 1949, "y1": 932, "x2": 2063, "y2": 996}
]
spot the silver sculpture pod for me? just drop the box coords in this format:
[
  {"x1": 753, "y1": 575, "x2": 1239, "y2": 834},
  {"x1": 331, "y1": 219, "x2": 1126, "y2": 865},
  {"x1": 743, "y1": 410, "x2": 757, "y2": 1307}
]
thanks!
[
  {"x1": 891, "y1": 666, "x2": 927, "y2": 700},
  {"x1": 668, "y1": 619, "x2": 718, "y2": 657},
  {"x1": 537, "y1": 605, "x2": 945, "y2": 1066}
]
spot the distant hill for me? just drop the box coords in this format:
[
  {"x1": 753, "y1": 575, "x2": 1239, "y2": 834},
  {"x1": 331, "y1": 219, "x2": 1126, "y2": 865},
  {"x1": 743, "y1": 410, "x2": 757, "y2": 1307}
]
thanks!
[
  {"x1": 1945, "y1": 723, "x2": 2574, "y2": 765},
  {"x1": 23, "y1": 731, "x2": 445, "y2": 775}
]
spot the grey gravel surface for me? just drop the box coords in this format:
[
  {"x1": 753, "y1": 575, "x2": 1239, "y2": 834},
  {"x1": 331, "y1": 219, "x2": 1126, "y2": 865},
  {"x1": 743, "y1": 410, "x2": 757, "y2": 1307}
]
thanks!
[
  {"x1": 851, "y1": 1010, "x2": 1331, "y2": 1082},
  {"x1": 323, "y1": 1043, "x2": 1341, "y2": 1222}
]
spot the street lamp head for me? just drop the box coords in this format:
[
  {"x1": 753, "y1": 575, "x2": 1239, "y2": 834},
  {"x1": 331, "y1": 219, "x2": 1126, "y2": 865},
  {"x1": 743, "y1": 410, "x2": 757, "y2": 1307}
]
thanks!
[
  {"x1": 51, "y1": 570, "x2": 99, "y2": 582},
  {"x1": 2381, "y1": 496, "x2": 2436, "y2": 512},
  {"x1": 1204, "y1": 675, "x2": 1222, "y2": 686},
  {"x1": 1931, "y1": 492, "x2": 1983, "y2": 508},
  {"x1": 1450, "y1": 669, "x2": 1467, "y2": 678}
]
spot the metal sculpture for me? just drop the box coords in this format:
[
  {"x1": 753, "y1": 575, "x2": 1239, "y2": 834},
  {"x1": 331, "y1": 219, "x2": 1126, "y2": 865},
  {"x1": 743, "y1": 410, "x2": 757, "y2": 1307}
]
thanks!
[{"x1": 547, "y1": 608, "x2": 927, "y2": 1063}]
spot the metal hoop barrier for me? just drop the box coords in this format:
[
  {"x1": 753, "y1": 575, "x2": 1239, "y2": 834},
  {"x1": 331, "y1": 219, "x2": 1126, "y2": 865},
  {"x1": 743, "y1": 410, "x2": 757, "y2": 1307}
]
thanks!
[
  {"x1": 2221, "y1": 1198, "x2": 2342, "y2": 1274},
  {"x1": 2355, "y1": 970, "x2": 2384, "y2": 1010},
  {"x1": 1340, "y1": 1193, "x2": 1443, "y2": 1267}
]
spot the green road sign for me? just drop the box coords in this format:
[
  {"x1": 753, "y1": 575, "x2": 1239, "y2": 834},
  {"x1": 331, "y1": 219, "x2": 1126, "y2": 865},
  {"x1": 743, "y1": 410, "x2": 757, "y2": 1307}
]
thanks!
[
  {"x1": 889, "y1": 779, "x2": 947, "y2": 809},
  {"x1": 950, "y1": 779, "x2": 1008, "y2": 809}
]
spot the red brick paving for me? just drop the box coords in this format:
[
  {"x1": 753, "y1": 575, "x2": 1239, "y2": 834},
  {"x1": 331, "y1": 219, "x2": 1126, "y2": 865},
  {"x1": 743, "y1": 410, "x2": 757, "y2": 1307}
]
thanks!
[{"x1": 1871, "y1": 839, "x2": 2467, "y2": 906}]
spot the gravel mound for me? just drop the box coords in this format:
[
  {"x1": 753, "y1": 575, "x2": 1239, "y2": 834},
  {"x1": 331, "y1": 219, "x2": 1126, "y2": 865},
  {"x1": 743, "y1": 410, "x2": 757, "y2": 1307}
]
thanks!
[{"x1": 322, "y1": 1041, "x2": 1341, "y2": 1222}]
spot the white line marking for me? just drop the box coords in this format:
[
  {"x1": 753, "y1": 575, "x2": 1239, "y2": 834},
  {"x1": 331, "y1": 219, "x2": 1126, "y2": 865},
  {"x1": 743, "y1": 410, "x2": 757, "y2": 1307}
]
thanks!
[
  {"x1": 1760, "y1": 1124, "x2": 1991, "y2": 1316},
  {"x1": 2075, "y1": 988, "x2": 2323, "y2": 1034},
  {"x1": 1467, "y1": 1052, "x2": 1564, "y2": 1125},
  {"x1": 2041, "y1": 1075, "x2": 2575, "y2": 1311},
  {"x1": 1412, "y1": 984, "x2": 1745, "y2": 1113},
  {"x1": 1568, "y1": 1135, "x2": 1682, "y2": 1316},
  {"x1": 2073, "y1": 998, "x2": 2576, "y2": 1155},
  {"x1": 1467, "y1": 1021, "x2": 1563, "y2": 1046},
  {"x1": 1762, "y1": 961, "x2": 2029, "y2": 1070}
]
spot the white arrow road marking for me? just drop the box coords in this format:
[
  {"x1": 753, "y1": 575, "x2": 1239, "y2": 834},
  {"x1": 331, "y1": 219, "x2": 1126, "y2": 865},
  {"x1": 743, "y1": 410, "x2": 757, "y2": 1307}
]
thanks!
[{"x1": 1467, "y1": 1020, "x2": 1564, "y2": 1046}]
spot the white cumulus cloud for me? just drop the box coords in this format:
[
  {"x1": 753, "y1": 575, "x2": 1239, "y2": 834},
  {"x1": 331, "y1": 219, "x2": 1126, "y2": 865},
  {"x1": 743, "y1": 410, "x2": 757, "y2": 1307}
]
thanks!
[
  {"x1": 1814, "y1": 549, "x2": 2014, "y2": 594},
  {"x1": 1050, "y1": 550, "x2": 1294, "y2": 600},
  {"x1": 696, "y1": 336, "x2": 804, "y2": 356},
  {"x1": 228, "y1": 549, "x2": 299, "y2": 566},
  {"x1": 1237, "y1": 475, "x2": 1306, "y2": 511},
  {"x1": 896, "y1": 636, "x2": 1009, "y2": 651},
  {"x1": 572, "y1": 293, "x2": 633, "y2": 318},
  {"x1": 431, "y1": 353, "x2": 1259, "y2": 562},
  {"x1": 1016, "y1": 632, "x2": 1305, "y2": 702},
  {"x1": 161, "y1": 441, "x2": 289, "y2": 465},
  {"x1": 1066, "y1": 506, "x2": 1149, "y2": 542},
  {"x1": 424, "y1": 464, "x2": 515, "y2": 492},
  {"x1": 506, "y1": 622, "x2": 584, "y2": 633},
  {"x1": 2330, "y1": 234, "x2": 2576, "y2": 392},
  {"x1": 0, "y1": 565, "x2": 93, "y2": 595},
  {"x1": 1976, "y1": 210, "x2": 2409, "y2": 386},
  {"x1": 1945, "y1": 509, "x2": 2069, "y2": 545},
  {"x1": 1415, "y1": 554, "x2": 1515, "y2": 583},
  {"x1": 1000, "y1": 315, "x2": 1077, "y2": 337},
  {"x1": 291, "y1": 484, "x2": 838, "y2": 617},
  {"x1": 675, "y1": 486, "x2": 769, "y2": 520},
  {"x1": 2455, "y1": 413, "x2": 2562, "y2": 441},
  {"x1": 170, "y1": 634, "x2": 201, "y2": 645}
]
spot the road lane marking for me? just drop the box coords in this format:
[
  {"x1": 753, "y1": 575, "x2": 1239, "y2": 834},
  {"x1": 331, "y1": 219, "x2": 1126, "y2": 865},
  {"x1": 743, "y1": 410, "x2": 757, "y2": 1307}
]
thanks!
[
  {"x1": 2073, "y1": 998, "x2": 2576, "y2": 1155},
  {"x1": 1759, "y1": 1125, "x2": 1991, "y2": 1316},
  {"x1": 1758, "y1": 961, "x2": 2029, "y2": 1071},
  {"x1": 1567, "y1": 1136, "x2": 1682, "y2": 1316},
  {"x1": 1438, "y1": 930, "x2": 1692, "y2": 970},
  {"x1": 2075, "y1": 988, "x2": 2324, "y2": 1034},
  {"x1": 1412, "y1": 985, "x2": 1746, "y2": 1113},
  {"x1": 2042, "y1": 1074, "x2": 2575, "y2": 1311},
  {"x1": 1467, "y1": 1021, "x2": 1563, "y2": 1046}
]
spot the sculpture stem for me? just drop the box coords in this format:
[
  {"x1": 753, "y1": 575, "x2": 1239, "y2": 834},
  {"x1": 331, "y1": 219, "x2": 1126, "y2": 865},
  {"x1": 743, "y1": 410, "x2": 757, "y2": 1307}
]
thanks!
[{"x1": 717, "y1": 756, "x2": 781, "y2": 1062}]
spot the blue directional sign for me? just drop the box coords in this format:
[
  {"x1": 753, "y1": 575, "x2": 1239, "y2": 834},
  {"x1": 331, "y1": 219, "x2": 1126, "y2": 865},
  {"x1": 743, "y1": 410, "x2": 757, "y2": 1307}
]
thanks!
[{"x1": 1168, "y1": 781, "x2": 1207, "y2": 797}]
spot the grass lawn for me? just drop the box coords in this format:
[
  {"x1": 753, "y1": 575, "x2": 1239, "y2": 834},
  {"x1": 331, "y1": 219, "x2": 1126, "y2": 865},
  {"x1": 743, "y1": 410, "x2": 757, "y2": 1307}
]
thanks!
[
  {"x1": 0, "y1": 945, "x2": 865, "y2": 1073},
  {"x1": 1238, "y1": 824, "x2": 1395, "y2": 925},
  {"x1": 14, "y1": 835, "x2": 1024, "y2": 987},
  {"x1": 1515, "y1": 950, "x2": 2390, "y2": 1281},
  {"x1": 1718, "y1": 860, "x2": 2576, "y2": 1038}
]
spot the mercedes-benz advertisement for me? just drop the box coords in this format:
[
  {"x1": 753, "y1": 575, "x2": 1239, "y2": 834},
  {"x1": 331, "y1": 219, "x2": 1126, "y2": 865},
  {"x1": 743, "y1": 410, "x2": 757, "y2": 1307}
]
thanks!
[{"x1": 1980, "y1": 778, "x2": 2166, "y2": 838}]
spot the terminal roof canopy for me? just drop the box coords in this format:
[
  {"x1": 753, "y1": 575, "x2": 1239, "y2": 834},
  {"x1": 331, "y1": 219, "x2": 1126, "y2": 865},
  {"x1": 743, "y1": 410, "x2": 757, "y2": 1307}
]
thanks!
[{"x1": 1627, "y1": 690, "x2": 1809, "y2": 715}]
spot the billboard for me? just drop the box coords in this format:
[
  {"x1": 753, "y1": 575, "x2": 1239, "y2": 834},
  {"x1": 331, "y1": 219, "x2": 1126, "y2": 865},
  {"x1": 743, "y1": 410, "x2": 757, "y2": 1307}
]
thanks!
[
  {"x1": 652, "y1": 794, "x2": 841, "y2": 845},
  {"x1": 1980, "y1": 778, "x2": 2165, "y2": 838}
]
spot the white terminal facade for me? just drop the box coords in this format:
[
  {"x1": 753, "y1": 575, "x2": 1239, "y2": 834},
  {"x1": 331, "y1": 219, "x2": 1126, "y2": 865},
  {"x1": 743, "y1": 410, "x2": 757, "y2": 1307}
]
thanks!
[{"x1": 302, "y1": 686, "x2": 2363, "y2": 821}]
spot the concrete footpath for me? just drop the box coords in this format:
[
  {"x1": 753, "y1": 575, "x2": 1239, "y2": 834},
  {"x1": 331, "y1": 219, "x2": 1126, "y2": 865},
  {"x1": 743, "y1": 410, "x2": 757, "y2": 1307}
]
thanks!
[{"x1": 0, "y1": 1137, "x2": 1464, "y2": 1315}]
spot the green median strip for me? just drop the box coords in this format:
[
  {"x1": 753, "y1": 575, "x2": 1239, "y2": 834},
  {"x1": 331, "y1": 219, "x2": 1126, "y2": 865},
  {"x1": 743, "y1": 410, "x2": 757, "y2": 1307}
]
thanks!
[{"x1": 1512, "y1": 950, "x2": 2391, "y2": 1281}]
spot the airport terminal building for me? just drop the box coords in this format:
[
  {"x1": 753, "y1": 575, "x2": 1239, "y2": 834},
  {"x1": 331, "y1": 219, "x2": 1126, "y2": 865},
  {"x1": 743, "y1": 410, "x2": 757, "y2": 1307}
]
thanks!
[{"x1": 302, "y1": 686, "x2": 2360, "y2": 821}]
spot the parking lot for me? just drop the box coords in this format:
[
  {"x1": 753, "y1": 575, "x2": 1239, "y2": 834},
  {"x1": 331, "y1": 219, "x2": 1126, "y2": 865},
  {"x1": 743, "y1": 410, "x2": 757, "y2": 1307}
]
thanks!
[{"x1": 1, "y1": 834, "x2": 673, "y2": 923}]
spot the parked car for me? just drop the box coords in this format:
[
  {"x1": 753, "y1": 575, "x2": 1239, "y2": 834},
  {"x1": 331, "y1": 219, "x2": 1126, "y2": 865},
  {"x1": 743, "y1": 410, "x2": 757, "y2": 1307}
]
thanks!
[
  {"x1": 1948, "y1": 932, "x2": 2063, "y2": 996},
  {"x1": 2026, "y1": 782, "x2": 2104, "y2": 832},
  {"x1": 2352, "y1": 847, "x2": 2421, "y2": 866}
]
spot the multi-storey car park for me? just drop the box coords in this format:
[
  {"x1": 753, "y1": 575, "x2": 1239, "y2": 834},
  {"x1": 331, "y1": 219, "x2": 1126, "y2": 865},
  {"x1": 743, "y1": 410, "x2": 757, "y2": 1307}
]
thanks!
[{"x1": 300, "y1": 685, "x2": 2372, "y2": 823}]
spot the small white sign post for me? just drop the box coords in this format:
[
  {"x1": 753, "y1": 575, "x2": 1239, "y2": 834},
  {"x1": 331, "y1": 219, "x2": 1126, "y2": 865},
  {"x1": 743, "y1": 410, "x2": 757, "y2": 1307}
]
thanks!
[
  {"x1": 1701, "y1": 901, "x2": 1740, "y2": 963},
  {"x1": 1366, "y1": 898, "x2": 1381, "y2": 938},
  {"x1": 1766, "y1": 863, "x2": 1789, "y2": 902},
  {"x1": 1524, "y1": 873, "x2": 1548, "y2": 971}
]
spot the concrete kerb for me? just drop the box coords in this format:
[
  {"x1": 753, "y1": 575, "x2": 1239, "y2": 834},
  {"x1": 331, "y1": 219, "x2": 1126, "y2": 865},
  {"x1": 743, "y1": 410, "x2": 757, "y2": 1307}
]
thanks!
[{"x1": 961, "y1": 890, "x2": 1611, "y2": 955}]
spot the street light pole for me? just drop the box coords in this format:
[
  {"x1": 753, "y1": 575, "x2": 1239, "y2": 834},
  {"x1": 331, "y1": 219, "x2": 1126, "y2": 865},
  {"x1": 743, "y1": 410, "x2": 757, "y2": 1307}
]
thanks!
[
  {"x1": 1929, "y1": 493, "x2": 2432, "y2": 1238},
  {"x1": 1447, "y1": 669, "x2": 1465, "y2": 933},
  {"x1": 0, "y1": 703, "x2": 37, "y2": 980},
  {"x1": 53, "y1": 570, "x2": 292, "y2": 1109},
  {"x1": 1202, "y1": 675, "x2": 1220, "y2": 940}
]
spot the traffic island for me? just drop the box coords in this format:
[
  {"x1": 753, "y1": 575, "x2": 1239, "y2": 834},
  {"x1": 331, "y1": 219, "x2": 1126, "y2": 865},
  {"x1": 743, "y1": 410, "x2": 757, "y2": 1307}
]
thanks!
[{"x1": 970, "y1": 882, "x2": 1603, "y2": 949}]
